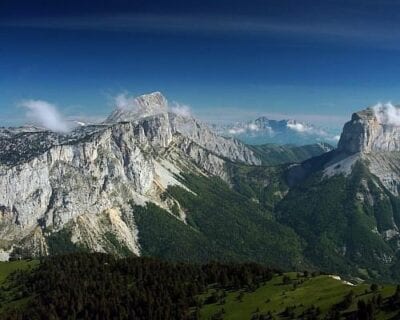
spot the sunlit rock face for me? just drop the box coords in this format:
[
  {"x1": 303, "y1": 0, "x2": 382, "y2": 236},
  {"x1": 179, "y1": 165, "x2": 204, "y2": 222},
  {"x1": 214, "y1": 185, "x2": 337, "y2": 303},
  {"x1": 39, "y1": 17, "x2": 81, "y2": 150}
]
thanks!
[
  {"x1": 338, "y1": 107, "x2": 400, "y2": 154},
  {"x1": 288, "y1": 105, "x2": 400, "y2": 196},
  {"x1": 169, "y1": 113, "x2": 261, "y2": 165}
]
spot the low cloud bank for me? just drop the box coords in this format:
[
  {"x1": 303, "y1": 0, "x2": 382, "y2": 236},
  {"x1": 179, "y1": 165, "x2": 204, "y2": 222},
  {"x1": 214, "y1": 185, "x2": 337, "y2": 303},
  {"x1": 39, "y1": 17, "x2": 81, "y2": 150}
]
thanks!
[
  {"x1": 248, "y1": 123, "x2": 260, "y2": 132},
  {"x1": 228, "y1": 128, "x2": 246, "y2": 135},
  {"x1": 286, "y1": 122, "x2": 311, "y2": 133},
  {"x1": 286, "y1": 121, "x2": 339, "y2": 142},
  {"x1": 20, "y1": 99, "x2": 70, "y2": 132},
  {"x1": 227, "y1": 123, "x2": 268, "y2": 135}
]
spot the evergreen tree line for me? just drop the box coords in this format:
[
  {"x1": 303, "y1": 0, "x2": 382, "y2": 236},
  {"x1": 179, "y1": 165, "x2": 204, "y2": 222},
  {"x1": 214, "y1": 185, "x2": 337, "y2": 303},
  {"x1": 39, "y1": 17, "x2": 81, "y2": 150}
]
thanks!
[{"x1": 1, "y1": 253, "x2": 276, "y2": 320}]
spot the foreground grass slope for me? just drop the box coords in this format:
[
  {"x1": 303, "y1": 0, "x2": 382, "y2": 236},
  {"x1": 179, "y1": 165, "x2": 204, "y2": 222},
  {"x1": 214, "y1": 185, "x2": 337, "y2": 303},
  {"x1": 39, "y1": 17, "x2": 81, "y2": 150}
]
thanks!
[
  {"x1": 200, "y1": 272, "x2": 399, "y2": 320},
  {"x1": 0, "y1": 260, "x2": 38, "y2": 314}
]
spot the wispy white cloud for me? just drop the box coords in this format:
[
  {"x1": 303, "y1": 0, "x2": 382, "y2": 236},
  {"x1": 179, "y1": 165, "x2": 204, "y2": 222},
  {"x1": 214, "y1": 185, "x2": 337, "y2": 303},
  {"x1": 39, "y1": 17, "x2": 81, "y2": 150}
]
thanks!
[
  {"x1": 2, "y1": 13, "x2": 400, "y2": 47},
  {"x1": 227, "y1": 122, "x2": 269, "y2": 135},
  {"x1": 170, "y1": 102, "x2": 192, "y2": 117},
  {"x1": 331, "y1": 135, "x2": 341, "y2": 142},
  {"x1": 373, "y1": 102, "x2": 400, "y2": 125},
  {"x1": 248, "y1": 123, "x2": 259, "y2": 132},
  {"x1": 19, "y1": 99, "x2": 71, "y2": 132},
  {"x1": 286, "y1": 121, "x2": 338, "y2": 141},
  {"x1": 286, "y1": 122, "x2": 311, "y2": 133},
  {"x1": 113, "y1": 92, "x2": 139, "y2": 111},
  {"x1": 228, "y1": 128, "x2": 246, "y2": 135}
]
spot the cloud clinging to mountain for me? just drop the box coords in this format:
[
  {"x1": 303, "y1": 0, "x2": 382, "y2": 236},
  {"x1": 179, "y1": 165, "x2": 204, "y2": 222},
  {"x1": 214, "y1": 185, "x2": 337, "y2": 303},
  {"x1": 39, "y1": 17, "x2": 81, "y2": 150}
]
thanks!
[
  {"x1": 20, "y1": 99, "x2": 70, "y2": 132},
  {"x1": 113, "y1": 92, "x2": 139, "y2": 111},
  {"x1": 373, "y1": 102, "x2": 400, "y2": 126},
  {"x1": 170, "y1": 102, "x2": 192, "y2": 117}
]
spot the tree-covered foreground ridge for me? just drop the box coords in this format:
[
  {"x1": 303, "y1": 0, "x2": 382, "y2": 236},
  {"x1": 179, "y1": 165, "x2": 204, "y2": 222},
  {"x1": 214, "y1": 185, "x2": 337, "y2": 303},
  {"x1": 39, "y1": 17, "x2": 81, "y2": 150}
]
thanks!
[{"x1": 1, "y1": 253, "x2": 400, "y2": 319}]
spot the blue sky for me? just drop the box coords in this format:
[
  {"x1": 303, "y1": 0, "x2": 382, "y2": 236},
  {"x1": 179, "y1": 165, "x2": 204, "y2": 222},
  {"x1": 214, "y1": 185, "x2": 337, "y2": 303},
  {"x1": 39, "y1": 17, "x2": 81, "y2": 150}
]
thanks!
[{"x1": 2, "y1": 0, "x2": 400, "y2": 128}]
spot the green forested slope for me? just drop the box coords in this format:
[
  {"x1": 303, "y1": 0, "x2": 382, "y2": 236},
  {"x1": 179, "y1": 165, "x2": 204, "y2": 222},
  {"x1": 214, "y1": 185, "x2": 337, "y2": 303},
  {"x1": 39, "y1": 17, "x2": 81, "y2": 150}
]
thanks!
[
  {"x1": 135, "y1": 174, "x2": 306, "y2": 270},
  {"x1": 277, "y1": 162, "x2": 400, "y2": 282}
]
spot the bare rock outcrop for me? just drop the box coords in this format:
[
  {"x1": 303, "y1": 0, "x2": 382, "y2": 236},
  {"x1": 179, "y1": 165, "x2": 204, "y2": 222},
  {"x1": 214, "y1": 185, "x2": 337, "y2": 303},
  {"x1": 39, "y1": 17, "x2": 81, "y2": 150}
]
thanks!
[{"x1": 338, "y1": 108, "x2": 400, "y2": 154}]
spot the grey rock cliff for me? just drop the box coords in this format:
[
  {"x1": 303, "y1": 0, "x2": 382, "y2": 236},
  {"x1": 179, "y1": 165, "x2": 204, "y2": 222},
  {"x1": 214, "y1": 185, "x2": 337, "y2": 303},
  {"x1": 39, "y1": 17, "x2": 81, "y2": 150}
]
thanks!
[
  {"x1": 169, "y1": 113, "x2": 261, "y2": 165},
  {"x1": 338, "y1": 108, "x2": 400, "y2": 154}
]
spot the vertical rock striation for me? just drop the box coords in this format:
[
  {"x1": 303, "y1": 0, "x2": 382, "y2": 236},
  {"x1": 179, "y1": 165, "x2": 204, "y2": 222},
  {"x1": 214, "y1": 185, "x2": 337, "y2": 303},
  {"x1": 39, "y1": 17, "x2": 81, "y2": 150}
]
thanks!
[{"x1": 338, "y1": 108, "x2": 400, "y2": 154}]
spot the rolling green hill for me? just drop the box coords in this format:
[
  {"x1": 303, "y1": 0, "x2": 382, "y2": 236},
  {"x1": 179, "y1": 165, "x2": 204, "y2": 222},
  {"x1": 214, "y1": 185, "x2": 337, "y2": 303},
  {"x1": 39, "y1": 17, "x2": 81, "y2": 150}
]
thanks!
[{"x1": 199, "y1": 272, "x2": 399, "y2": 320}]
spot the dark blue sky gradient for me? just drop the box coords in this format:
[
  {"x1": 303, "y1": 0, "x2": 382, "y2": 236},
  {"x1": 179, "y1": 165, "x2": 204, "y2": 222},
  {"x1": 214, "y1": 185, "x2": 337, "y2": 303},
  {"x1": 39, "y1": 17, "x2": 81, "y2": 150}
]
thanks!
[{"x1": 1, "y1": 0, "x2": 400, "y2": 127}]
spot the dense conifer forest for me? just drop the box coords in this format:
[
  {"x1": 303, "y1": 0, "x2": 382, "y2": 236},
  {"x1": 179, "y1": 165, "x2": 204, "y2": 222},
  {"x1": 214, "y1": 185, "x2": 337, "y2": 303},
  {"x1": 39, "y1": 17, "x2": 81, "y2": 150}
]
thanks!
[
  {"x1": 1, "y1": 253, "x2": 400, "y2": 319},
  {"x1": 0, "y1": 253, "x2": 275, "y2": 319}
]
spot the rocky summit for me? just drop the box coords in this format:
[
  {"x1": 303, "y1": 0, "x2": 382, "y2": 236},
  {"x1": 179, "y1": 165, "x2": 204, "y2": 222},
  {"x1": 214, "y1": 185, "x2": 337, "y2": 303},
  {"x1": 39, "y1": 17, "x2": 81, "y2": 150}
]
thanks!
[
  {"x1": 318, "y1": 106, "x2": 400, "y2": 196},
  {"x1": 105, "y1": 91, "x2": 169, "y2": 123},
  {"x1": 338, "y1": 107, "x2": 400, "y2": 154}
]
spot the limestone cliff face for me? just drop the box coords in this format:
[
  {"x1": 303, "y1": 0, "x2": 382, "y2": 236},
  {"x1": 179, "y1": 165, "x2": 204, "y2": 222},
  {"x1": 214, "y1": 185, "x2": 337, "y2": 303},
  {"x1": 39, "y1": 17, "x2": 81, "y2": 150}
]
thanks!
[
  {"x1": 0, "y1": 122, "x2": 155, "y2": 257},
  {"x1": 323, "y1": 107, "x2": 400, "y2": 196},
  {"x1": 289, "y1": 106, "x2": 400, "y2": 196},
  {"x1": 0, "y1": 92, "x2": 261, "y2": 258},
  {"x1": 169, "y1": 113, "x2": 261, "y2": 166},
  {"x1": 338, "y1": 108, "x2": 400, "y2": 154}
]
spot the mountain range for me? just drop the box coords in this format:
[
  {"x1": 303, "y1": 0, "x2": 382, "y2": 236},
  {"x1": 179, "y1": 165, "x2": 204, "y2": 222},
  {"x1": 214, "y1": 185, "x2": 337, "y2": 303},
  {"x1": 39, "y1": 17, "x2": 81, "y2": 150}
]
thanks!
[
  {"x1": 1, "y1": 92, "x2": 400, "y2": 282},
  {"x1": 211, "y1": 117, "x2": 340, "y2": 146}
]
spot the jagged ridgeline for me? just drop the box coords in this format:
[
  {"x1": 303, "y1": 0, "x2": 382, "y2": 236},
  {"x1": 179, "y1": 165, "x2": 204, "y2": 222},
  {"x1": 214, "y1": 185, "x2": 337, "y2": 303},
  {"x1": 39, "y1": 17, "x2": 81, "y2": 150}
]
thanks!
[{"x1": 3, "y1": 93, "x2": 400, "y2": 282}]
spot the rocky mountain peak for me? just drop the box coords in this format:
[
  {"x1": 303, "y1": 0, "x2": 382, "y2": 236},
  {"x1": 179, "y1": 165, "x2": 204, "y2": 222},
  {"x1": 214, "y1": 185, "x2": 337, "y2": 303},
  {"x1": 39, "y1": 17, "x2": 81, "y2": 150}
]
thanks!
[
  {"x1": 338, "y1": 105, "x2": 400, "y2": 154},
  {"x1": 105, "y1": 91, "x2": 168, "y2": 123}
]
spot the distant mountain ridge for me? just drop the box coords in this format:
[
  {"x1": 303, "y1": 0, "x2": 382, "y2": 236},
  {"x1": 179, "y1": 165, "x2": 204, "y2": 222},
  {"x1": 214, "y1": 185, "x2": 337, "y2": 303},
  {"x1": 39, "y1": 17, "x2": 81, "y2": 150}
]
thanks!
[
  {"x1": 212, "y1": 116, "x2": 340, "y2": 146},
  {"x1": 250, "y1": 142, "x2": 333, "y2": 166}
]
